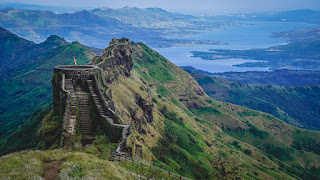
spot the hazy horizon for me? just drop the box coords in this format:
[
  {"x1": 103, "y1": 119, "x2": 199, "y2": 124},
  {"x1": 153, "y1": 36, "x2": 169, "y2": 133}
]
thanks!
[{"x1": 1, "y1": 0, "x2": 320, "y2": 15}]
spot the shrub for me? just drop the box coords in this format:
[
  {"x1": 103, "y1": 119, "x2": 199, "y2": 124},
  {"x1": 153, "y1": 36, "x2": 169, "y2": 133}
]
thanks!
[
  {"x1": 69, "y1": 165, "x2": 85, "y2": 178},
  {"x1": 244, "y1": 149, "x2": 252, "y2": 155}
]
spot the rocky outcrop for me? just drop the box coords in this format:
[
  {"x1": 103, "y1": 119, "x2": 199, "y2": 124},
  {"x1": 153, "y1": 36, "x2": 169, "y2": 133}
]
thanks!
[
  {"x1": 91, "y1": 38, "x2": 155, "y2": 153},
  {"x1": 136, "y1": 94, "x2": 153, "y2": 123},
  {"x1": 92, "y1": 38, "x2": 133, "y2": 83}
]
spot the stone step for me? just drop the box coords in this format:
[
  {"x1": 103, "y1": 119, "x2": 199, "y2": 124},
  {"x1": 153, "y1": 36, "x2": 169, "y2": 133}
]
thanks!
[
  {"x1": 80, "y1": 127, "x2": 92, "y2": 129},
  {"x1": 78, "y1": 105, "x2": 89, "y2": 107},
  {"x1": 77, "y1": 97, "x2": 90, "y2": 99},
  {"x1": 79, "y1": 121, "x2": 91, "y2": 124},
  {"x1": 79, "y1": 120, "x2": 91, "y2": 122},
  {"x1": 78, "y1": 114, "x2": 90, "y2": 117},
  {"x1": 80, "y1": 126, "x2": 92, "y2": 128},
  {"x1": 78, "y1": 112, "x2": 90, "y2": 114},
  {"x1": 78, "y1": 103, "x2": 90, "y2": 105},
  {"x1": 78, "y1": 102, "x2": 89, "y2": 104},
  {"x1": 79, "y1": 122, "x2": 91, "y2": 125},
  {"x1": 79, "y1": 110, "x2": 90, "y2": 113}
]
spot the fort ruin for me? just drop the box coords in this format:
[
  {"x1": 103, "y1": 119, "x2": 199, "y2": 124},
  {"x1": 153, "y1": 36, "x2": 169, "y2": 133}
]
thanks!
[{"x1": 52, "y1": 65, "x2": 129, "y2": 151}]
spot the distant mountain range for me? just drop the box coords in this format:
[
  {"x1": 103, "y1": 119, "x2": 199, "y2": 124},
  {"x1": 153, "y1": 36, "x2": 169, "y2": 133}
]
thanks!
[
  {"x1": 212, "y1": 9, "x2": 320, "y2": 24},
  {"x1": 0, "y1": 7, "x2": 227, "y2": 48},
  {"x1": 0, "y1": 3, "x2": 87, "y2": 13}
]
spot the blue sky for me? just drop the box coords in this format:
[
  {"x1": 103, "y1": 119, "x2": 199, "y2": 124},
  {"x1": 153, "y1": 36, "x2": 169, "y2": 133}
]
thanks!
[{"x1": 1, "y1": 0, "x2": 320, "y2": 13}]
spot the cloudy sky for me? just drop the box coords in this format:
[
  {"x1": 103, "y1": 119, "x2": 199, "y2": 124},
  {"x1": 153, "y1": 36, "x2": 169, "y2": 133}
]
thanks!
[{"x1": 2, "y1": 0, "x2": 320, "y2": 13}]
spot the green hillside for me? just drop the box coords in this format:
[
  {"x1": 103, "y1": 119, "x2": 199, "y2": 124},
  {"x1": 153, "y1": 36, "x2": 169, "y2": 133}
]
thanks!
[
  {"x1": 0, "y1": 150, "x2": 176, "y2": 179},
  {"x1": 209, "y1": 69, "x2": 320, "y2": 86},
  {"x1": 129, "y1": 41, "x2": 320, "y2": 179},
  {"x1": 0, "y1": 27, "x2": 94, "y2": 139},
  {"x1": 1, "y1": 38, "x2": 320, "y2": 179},
  {"x1": 186, "y1": 69, "x2": 320, "y2": 130}
]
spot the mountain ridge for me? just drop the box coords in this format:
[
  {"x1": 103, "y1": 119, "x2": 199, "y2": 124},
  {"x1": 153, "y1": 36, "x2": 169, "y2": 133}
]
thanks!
[{"x1": 0, "y1": 36, "x2": 320, "y2": 179}]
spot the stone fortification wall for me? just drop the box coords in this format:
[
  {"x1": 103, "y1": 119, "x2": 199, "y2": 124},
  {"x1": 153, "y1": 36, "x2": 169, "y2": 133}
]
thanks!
[{"x1": 54, "y1": 65, "x2": 98, "y2": 82}]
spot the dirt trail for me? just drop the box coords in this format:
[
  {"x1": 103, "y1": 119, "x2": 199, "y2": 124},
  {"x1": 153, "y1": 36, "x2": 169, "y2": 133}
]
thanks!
[{"x1": 43, "y1": 160, "x2": 61, "y2": 180}]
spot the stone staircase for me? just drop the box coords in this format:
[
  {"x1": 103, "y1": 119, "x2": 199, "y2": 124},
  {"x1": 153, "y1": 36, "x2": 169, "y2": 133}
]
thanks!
[
  {"x1": 61, "y1": 76, "x2": 130, "y2": 151},
  {"x1": 64, "y1": 79, "x2": 77, "y2": 135},
  {"x1": 75, "y1": 90, "x2": 92, "y2": 134},
  {"x1": 87, "y1": 79, "x2": 130, "y2": 153}
]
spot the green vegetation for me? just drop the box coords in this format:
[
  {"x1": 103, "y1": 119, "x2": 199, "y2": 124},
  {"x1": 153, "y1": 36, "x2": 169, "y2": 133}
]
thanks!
[
  {"x1": 68, "y1": 165, "x2": 85, "y2": 178},
  {"x1": 157, "y1": 85, "x2": 171, "y2": 97},
  {"x1": 153, "y1": 106, "x2": 214, "y2": 179},
  {"x1": 0, "y1": 27, "x2": 94, "y2": 139},
  {"x1": 42, "y1": 111, "x2": 63, "y2": 149},
  {"x1": 209, "y1": 69, "x2": 320, "y2": 86},
  {"x1": 187, "y1": 70, "x2": 320, "y2": 130},
  {"x1": 0, "y1": 149, "x2": 173, "y2": 179},
  {"x1": 191, "y1": 107, "x2": 222, "y2": 116},
  {"x1": 132, "y1": 41, "x2": 320, "y2": 179},
  {"x1": 0, "y1": 105, "x2": 51, "y2": 156},
  {"x1": 238, "y1": 110, "x2": 260, "y2": 117},
  {"x1": 137, "y1": 43, "x2": 175, "y2": 83},
  {"x1": 2, "y1": 38, "x2": 320, "y2": 179}
]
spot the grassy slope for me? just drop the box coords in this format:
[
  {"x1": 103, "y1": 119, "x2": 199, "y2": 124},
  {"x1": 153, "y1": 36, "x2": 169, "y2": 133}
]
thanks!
[
  {"x1": 0, "y1": 32, "x2": 94, "y2": 139},
  {"x1": 188, "y1": 70, "x2": 320, "y2": 130},
  {"x1": 1, "y1": 39, "x2": 320, "y2": 179},
  {"x1": 0, "y1": 150, "x2": 159, "y2": 179},
  {"x1": 94, "y1": 41, "x2": 319, "y2": 179}
]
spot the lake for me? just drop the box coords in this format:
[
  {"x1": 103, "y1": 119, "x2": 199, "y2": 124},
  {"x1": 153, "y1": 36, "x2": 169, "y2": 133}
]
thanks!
[{"x1": 153, "y1": 21, "x2": 318, "y2": 73}]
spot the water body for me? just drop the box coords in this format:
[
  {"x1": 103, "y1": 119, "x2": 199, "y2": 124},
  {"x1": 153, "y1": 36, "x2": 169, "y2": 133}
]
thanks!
[{"x1": 153, "y1": 21, "x2": 318, "y2": 73}]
